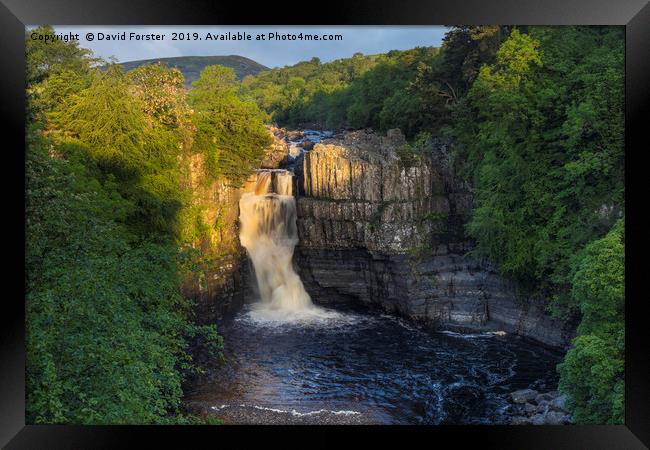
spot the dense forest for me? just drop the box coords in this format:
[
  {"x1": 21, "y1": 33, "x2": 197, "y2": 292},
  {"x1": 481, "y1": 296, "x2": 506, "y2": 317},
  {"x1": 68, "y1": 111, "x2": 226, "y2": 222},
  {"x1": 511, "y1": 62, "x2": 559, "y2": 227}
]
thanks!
[
  {"x1": 26, "y1": 25, "x2": 624, "y2": 424},
  {"x1": 25, "y1": 25, "x2": 269, "y2": 424}
]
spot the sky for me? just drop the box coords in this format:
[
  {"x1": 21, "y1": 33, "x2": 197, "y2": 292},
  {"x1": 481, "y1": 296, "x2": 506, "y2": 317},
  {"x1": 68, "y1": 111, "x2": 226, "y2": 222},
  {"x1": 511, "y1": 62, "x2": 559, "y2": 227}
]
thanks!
[{"x1": 46, "y1": 26, "x2": 449, "y2": 68}]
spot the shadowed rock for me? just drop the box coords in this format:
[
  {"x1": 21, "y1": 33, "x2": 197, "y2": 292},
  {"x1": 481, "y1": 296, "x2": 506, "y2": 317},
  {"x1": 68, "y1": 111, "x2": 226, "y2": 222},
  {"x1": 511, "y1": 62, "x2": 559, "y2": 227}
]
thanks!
[{"x1": 295, "y1": 129, "x2": 574, "y2": 348}]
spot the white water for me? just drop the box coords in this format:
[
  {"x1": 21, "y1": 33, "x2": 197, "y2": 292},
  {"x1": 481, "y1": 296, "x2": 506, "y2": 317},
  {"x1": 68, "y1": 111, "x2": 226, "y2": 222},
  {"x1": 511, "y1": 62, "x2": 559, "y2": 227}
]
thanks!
[
  {"x1": 211, "y1": 404, "x2": 361, "y2": 416},
  {"x1": 239, "y1": 170, "x2": 336, "y2": 324},
  {"x1": 286, "y1": 129, "x2": 334, "y2": 162}
]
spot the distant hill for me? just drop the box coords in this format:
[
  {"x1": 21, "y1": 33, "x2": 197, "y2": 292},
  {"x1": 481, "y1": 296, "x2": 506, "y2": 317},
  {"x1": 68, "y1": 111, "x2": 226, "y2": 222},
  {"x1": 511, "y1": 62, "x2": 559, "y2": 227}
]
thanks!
[{"x1": 119, "y1": 55, "x2": 269, "y2": 86}]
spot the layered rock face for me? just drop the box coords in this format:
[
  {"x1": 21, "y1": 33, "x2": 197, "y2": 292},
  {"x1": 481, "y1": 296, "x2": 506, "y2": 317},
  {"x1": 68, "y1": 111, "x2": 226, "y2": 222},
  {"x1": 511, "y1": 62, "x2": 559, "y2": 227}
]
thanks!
[
  {"x1": 179, "y1": 154, "x2": 250, "y2": 324},
  {"x1": 181, "y1": 128, "x2": 289, "y2": 323},
  {"x1": 295, "y1": 129, "x2": 572, "y2": 348}
]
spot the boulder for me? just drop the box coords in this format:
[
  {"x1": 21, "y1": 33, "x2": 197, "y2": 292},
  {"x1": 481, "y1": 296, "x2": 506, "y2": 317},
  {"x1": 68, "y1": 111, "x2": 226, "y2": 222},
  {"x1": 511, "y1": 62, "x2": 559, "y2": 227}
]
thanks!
[
  {"x1": 550, "y1": 394, "x2": 569, "y2": 412},
  {"x1": 511, "y1": 416, "x2": 532, "y2": 425},
  {"x1": 535, "y1": 393, "x2": 554, "y2": 404},
  {"x1": 524, "y1": 402, "x2": 537, "y2": 414},
  {"x1": 286, "y1": 129, "x2": 305, "y2": 141},
  {"x1": 510, "y1": 389, "x2": 539, "y2": 404},
  {"x1": 530, "y1": 413, "x2": 547, "y2": 425},
  {"x1": 524, "y1": 403, "x2": 539, "y2": 414},
  {"x1": 260, "y1": 127, "x2": 290, "y2": 169},
  {"x1": 544, "y1": 410, "x2": 570, "y2": 425}
]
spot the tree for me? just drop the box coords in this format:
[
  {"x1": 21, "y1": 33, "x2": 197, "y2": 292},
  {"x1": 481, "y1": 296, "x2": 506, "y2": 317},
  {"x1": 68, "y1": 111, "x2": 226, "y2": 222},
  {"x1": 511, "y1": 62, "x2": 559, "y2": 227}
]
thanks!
[
  {"x1": 51, "y1": 65, "x2": 149, "y2": 174},
  {"x1": 450, "y1": 27, "x2": 624, "y2": 301},
  {"x1": 189, "y1": 65, "x2": 271, "y2": 185},
  {"x1": 127, "y1": 63, "x2": 192, "y2": 130},
  {"x1": 26, "y1": 25, "x2": 97, "y2": 86},
  {"x1": 558, "y1": 219, "x2": 624, "y2": 424},
  {"x1": 26, "y1": 26, "x2": 98, "y2": 121}
]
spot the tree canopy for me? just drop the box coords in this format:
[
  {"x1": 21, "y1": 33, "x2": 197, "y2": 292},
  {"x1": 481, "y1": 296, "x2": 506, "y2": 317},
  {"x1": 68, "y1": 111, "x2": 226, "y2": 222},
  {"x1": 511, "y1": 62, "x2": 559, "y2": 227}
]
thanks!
[{"x1": 25, "y1": 26, "x2": 271, "y2": 424}]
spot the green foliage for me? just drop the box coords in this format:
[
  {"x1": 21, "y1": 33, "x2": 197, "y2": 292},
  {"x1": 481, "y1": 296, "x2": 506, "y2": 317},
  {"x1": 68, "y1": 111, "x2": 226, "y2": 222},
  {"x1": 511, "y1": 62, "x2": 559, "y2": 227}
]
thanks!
[
  {"x1": 436, "y1": 26, "x2": 505, "y2": 94},
  {"x1": 450, "y1": 27, "x2": 624, "y2": 302},
  {"x1": 26, "y1": 26, "x2": 97, "y2": 85},
  {"x1": 241, "y1": 48, "x2": 444, "y2": 136},
  {"x1": 394, "y1": 131, "x2": 432, "y2": 169},
  {"x1": 26, "y1": 138, "x2": 222, "y2": 424},
  {"x1": 52, "y1": 66, "x2": 151, "y2": 173},
  {"x1": 26, "y1": 26, "x2": 98, "y2": 122},
  {"x1": 127, "y1": 63, "x2": 191, "y2": 129},
  {"x1": 395, "y1": 144, "x2": 422, "y2": 169},
  {"x1": 189, "y1": 65, "x2": 272, "y2": 186},
  {"x1": 49, "y1": 64, "x2": 186, "y2": 239},
  {"x1": 558, "y1": 220, "x2": 624, "y2": 424},
  {"x1": 572, "y1": 220, "x2": 625, "y2": 335},
  {"x1": 558, "y1": 334, "x2": 624, "y2": 424},
  {"x1": 178, "y1": 204, "x2": 212, "y2": 244}
]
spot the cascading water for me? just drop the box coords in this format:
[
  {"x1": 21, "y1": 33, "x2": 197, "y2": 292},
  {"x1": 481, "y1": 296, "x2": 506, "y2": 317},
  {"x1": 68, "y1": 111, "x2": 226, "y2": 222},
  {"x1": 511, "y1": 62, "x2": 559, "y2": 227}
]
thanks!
[{"x1": 239, "y1": 169, "x2": 326, "y2": 322}]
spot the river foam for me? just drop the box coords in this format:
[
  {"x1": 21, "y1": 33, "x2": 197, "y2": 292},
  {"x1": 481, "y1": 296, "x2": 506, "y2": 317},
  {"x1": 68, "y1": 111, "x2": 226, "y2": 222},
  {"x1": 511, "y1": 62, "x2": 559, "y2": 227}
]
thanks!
[{"x1": 236, "y1": 302, "x2": 359, "y2": 328}]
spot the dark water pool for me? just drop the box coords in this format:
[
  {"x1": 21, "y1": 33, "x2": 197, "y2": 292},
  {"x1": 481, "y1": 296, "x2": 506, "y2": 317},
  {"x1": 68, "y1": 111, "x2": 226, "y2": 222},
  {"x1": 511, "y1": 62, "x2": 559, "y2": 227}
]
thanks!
[{"x1": 184, "y1": 303, "x2": 562, "y2": 424}]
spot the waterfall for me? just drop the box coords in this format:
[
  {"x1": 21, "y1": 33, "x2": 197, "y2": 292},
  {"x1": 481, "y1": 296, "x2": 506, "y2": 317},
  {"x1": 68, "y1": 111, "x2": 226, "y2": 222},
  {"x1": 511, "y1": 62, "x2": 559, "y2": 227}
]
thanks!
[{"x1": 239, "y1": 170, "x2": 313, "y2": 313}]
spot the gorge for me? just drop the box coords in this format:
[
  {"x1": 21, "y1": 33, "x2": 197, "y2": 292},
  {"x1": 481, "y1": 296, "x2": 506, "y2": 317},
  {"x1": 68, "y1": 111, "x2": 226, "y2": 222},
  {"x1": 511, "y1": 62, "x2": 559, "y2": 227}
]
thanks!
[
  {"x1": 185, "y1": 127, "x2": 575, "y2": 347},
  {"x1": 182, "y1": 127, "x2": 573, "y2": 425},
  {"x1": 25, "y1": 25, "x2": 624, "y2": 426}
]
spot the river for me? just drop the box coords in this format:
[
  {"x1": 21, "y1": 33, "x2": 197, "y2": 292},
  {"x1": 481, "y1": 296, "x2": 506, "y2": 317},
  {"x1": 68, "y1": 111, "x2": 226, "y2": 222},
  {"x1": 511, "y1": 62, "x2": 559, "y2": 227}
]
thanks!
[{"x1": 184, "y1": 302, "x2": 561, "y2": 425}]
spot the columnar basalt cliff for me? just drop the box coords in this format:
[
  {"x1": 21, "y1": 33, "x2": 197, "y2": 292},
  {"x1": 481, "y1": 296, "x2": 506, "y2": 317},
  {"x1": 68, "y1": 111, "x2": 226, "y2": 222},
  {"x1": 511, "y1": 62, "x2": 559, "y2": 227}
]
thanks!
[{"x1": 295, "y1": 129, "x2": 573, "y2": 348}]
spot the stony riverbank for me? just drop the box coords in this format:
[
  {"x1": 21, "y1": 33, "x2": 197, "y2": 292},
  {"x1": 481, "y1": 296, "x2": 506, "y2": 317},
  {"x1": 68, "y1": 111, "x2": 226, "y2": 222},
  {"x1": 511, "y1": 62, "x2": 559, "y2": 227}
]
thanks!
[{"x1": 507, "y1": 388, "x2": 572, "y2": 425}]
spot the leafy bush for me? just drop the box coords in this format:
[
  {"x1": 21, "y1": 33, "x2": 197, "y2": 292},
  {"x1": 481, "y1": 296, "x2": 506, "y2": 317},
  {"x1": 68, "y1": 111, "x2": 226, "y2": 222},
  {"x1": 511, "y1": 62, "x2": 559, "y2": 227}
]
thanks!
[{"x1": 558, "y1": 219, "x2": 624, "y2": 424}]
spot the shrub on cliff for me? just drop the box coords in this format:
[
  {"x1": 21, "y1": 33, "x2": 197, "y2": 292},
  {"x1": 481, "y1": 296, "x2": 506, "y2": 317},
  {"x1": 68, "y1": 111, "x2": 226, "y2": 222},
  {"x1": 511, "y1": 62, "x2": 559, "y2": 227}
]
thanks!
[{"x1": 558, "y1": 219, "x2": 624, "y2": 424}]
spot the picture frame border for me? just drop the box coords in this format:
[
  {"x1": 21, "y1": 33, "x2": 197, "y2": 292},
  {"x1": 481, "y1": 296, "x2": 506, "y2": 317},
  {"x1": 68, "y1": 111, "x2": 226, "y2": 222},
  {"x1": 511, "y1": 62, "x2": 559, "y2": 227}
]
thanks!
[{"x1": 2, "y1": 0, "x2": 648, "y2": 447}]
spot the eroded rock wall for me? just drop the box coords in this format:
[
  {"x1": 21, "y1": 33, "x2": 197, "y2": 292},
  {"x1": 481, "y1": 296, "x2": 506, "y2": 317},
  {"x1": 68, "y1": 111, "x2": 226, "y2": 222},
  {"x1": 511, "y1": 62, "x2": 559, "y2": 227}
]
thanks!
[
  {"x1": 181, "y1": 127, "x2": 289, "y2": 323},
  {"x1": 295, "y1": 129, "x2": 573, "y2": 348}
]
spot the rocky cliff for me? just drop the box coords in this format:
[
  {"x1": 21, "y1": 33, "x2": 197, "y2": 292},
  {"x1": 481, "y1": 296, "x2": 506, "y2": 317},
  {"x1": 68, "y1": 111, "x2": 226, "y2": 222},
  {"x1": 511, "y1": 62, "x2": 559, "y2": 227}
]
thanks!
[
  {"x1": 180, "y1": 127, "x2": 290, "y2": 323},
  {"x1": 295, "y1": 129, "x2": 574, "y2": 348}
]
